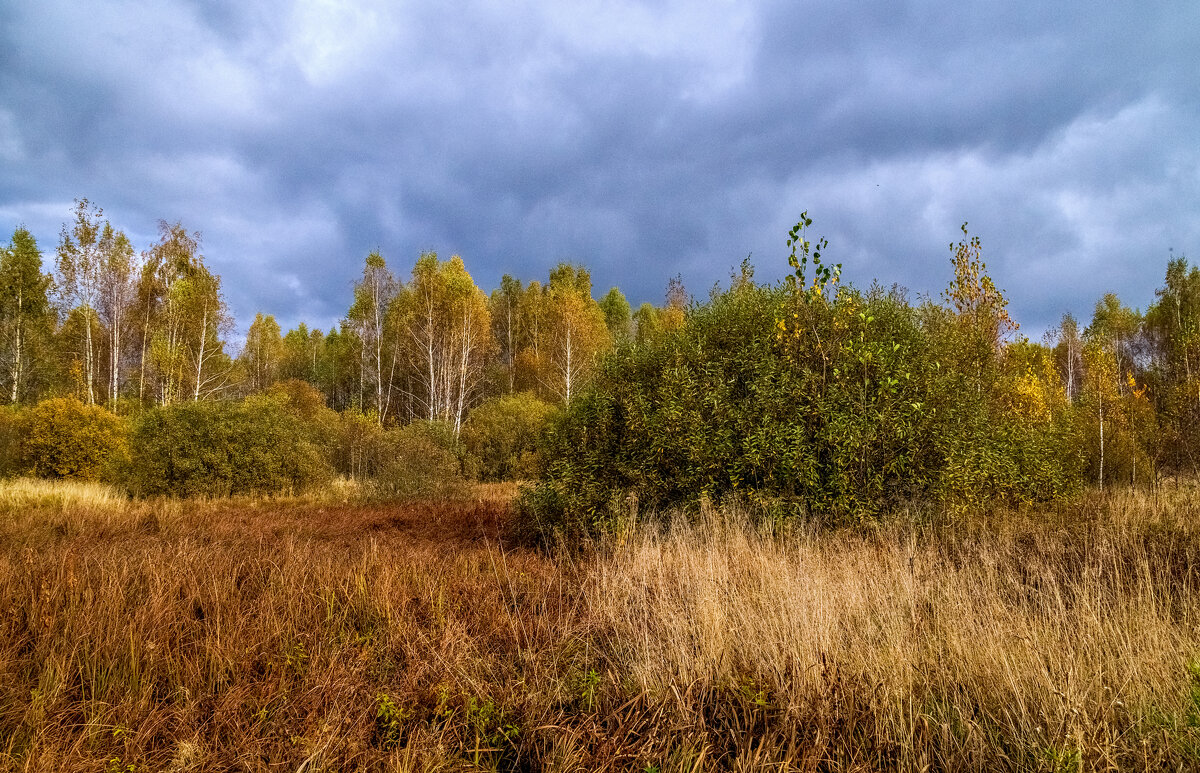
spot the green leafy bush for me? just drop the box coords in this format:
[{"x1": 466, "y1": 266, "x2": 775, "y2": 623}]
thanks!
[
  {"x1": 367, "y1": 421, "x2": 470, "y2": 501},
  {"x1": 17, "y1": 398, "x2": 127, "y2": 481},
  {"x1": 0, "y1": 405, "x2": 20, "y2": 478},
  {"x1": 522, "y1": 258, "x2": 1082, "y2": 536},
  {"x1": 327, "y1": 412, "x2": 470, "y2": 500},
  {"x1": 123, "y1": 397, "x2": 331, "y2": 497},
  {"x1": 462, "y1": 393, "x2": 556, "y2": 481}
]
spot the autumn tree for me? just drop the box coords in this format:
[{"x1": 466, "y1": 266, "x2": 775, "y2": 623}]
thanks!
[
  {"x1": 279, "y1": 323, "x2": 325, "y2": 385},
  {"x1": 346, "y1": 251, "x2": 397, "y2": 422},
  {"x1": 941, "y1": 223, "x2": 1018, "y2": 393},
  {"x1": 240, "y1": 313, "x2": 284, "y2": 392},
  {"x1": 660, "y1": 275, "x2": 688, "y2": 332},
  {"x1": 514, "y1": 279, "x2": 547, "y2": 393},
  {"x1": 393, "y1": 253, "x2": 496, "y2": 434},
  {"x1": 490, "y1": 275, "x2": 524, "y2": 393},
  {"x1": 1144, "y1": 256, "x2": 1200, "y2": 473},
  {"x1": 1082, "y1": 295, "x2": 1151, "y2": 487},
  {"x1": 141, "y1": 221, "x2": 233, "y2": 404},
  {"x1": 96, "y1": 222, "x2": 138, "y2": 407},
  {"x1": 0, "y1": 227, "x2": 53, "y2": 404},
  {"x1": 1049, "y1": 312, "x2": 1084, "y2": 402},
  {"x1": 542, "y1": 263, "x2": 610, "y2": 404},
  {"x1": 317, "y1": 325, "x2": 361, "y2": 412},
  {"x1": 55, "y1": 199, "x2": 106, "y2": 404}
]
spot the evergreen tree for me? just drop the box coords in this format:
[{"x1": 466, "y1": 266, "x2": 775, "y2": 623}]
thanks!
[{"x1": 0, "y1": 227, "x2": 53, "y2": 403}]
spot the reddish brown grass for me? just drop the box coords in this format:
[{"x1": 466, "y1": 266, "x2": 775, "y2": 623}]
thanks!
[{"x1": 2, "y1": 484, "x2": 1200, "y2": 771}]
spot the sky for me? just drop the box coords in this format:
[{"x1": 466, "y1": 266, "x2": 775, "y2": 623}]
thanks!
[{"x1": 1, "y1": 1, "x2": 1197, "y2": 341}]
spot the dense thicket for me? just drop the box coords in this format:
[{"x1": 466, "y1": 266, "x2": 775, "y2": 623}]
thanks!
[
  {"x1": 528, "y1": 264, "x2": 1076, "y2": 529},
  {"x1": 16, "y1": 397, "x2": 126, "y2": 481},
  {"x1": 123, "y1": 397, "x2": 331, "y2": 497},
  {"x1": 1, "y1": 204, "x2": 1197, "y2": 506},
  {"x1": 523, "y1": 223, "x2": 1173, "y2": 532}
]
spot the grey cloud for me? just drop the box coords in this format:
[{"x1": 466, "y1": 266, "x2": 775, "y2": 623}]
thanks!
[{"x1": 1, "y1": 0, "x2": 1197, "y2": 340}]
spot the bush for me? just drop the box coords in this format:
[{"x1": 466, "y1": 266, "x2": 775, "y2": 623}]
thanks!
[
  {"x1": 124, "y1": 398, "x2": 332, "y2": 497},
  {"x1": 17, "y1": 398, "x2": 127, "y2": 481},
  {"x1": 462, "y1": 393, "x2": 556, "y2": 481},
  {"x1": 0, "y1": 405, "x2": 20, "y2": 478},
  {"x1": 327, "y1": 413, "x2": 470, "y2": 500},
  {"x1": 522, "y1": 268, "x2": 1083, "y2": 537},
  {"x1": 368, "y1": 421, "x2": 470, "y2": 501}
]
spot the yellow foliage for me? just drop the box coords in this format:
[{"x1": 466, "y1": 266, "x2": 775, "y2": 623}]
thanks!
[{"x1": 19, "y1": 398, "x2": 127, "y2": 481}]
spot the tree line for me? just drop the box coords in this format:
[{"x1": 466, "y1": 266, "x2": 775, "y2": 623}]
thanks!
[
  {"x1": 0, "y1": 199, "x2": 685, "y2": 427},
  {"x1": 2, "y1": 202, "x2": 1198, "y2": 507}
]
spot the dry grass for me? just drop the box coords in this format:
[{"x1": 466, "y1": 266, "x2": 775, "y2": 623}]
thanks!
[
  {"x1": 591, "y1": 489, "x2": 1200, "y2": 770},
  {"x1": 2, "y1": 480, "x2": 1199, "y2": 770}
]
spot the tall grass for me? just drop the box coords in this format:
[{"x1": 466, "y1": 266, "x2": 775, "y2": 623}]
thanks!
[
  {"x1": 2, "y1": 479, "x2": 1199, "y2": 770},
  {"x1": 591, "y1": 490, "x2": 1200, "y2": 770}
]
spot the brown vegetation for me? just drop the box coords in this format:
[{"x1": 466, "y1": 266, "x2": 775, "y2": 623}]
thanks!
[{"x1": 2, "y1": 482, "x2": 1200, "y2": 770}]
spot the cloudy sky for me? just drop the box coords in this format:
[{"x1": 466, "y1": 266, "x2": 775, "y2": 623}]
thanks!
[{"x1": 1, "y1": 1, "x2": 1197, "y2": 339}]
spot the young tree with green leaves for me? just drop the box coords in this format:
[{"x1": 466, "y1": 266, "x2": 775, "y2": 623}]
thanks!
[
  {"x1": 632, "y1": 302, "x2": 661, "y2": 345},
  {"x1": 599, "y1": 286, "x2": 632, "y2": 343}
]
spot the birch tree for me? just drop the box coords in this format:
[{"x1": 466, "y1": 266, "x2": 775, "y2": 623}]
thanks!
[
  {"x1": 55, "y1": 199, "x2": 105, "y2": 404},
  {"x1": 490, "y1": 275, "x2": 524, "y2": 393},
  {"x1": 394, "y1": 253, "x2": 495, "y2": 434},
  {"x1": 542, "y1": 263, "x2": 609, "y2": 404},
  {"x1": 240, "y1": 313, "x2": 283, "y2": 392},
  {"x1": 346, "y1": 251, "x2": 397, "y2": 422},
  {"x1": 142, "y1": 221, "x2": 232, "y2": 404},
  {"x1": 1050, "y1": 312, "x2": 1084, "y2": 402},
  {"x1": 96, "y1": 223, "x2": 138, "y2": 406},
  {"x1": 279, "y1": 323, "x2": 325, "y2": 384}
]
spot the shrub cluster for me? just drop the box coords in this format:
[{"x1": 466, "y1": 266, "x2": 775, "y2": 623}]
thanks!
[
  {"x1": 123, "y1": 396, "x2": 331, "y2": 497},
  {"x1": 523, "y1": 270, "x2": 1083, "y2": 535},
  {"x1": 330, "y1": 411, "x2": 471, "y2": 500},
  {"x1": 461, "y1": 392, "x2": 556, "y2": 481},
  {"x1": 13, "y1": 398, "x2": 126, "y2": 481},
  {"x1": 1, "y1": 379, "x2": 485, "y2": 500}
]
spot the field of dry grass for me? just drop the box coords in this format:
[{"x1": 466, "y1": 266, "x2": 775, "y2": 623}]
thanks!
[{"x1": 2, "y1": 480, "x2": 1200, "y2": 771}]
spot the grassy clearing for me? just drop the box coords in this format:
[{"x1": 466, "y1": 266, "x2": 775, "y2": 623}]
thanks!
[{"x1": 1, "y1": 481, "x2": 1199, "y2": 770}]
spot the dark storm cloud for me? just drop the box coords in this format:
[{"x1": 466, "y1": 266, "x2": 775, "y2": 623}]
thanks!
[{"x1": 1, "y1": 0, "x2": 1197, "y2": 340}]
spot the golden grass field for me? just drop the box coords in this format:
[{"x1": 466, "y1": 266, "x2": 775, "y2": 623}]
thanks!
[{"x1": 2, "y1": 480, "x2": 1200, "y2": 771}]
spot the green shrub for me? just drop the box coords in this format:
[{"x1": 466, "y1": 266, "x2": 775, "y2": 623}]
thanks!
[
  {"x1": 367, "y1": 421, "x2": 470, "y2": 501},
  {"x1": 0, "y1": 405, "x2": 20, "y2": 478},
  {"x1": 462, "y1": 393, "x2": 556, "y2": 481},
  {"x1": 17, "y1": 398, "x2": 127, "y2": 481},
  {"x1": 124, "y1": 398, "x2": 332, "y2": 497},
  {"x1": 521, "y1": 265, "x2": 1083, "y2": 537},
  {"x1": 327, "y1": 412, "x2": 470, "y2": 500}
]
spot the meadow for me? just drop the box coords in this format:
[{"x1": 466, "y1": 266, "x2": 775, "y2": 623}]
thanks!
[{"x1": 3, "y1": 479, "x2": 1200, "y2": 771}]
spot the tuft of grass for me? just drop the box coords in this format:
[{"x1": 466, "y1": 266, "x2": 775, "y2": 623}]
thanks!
[{"x1": 0, "y1": 476, "x2": 126, "y2": 509}]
